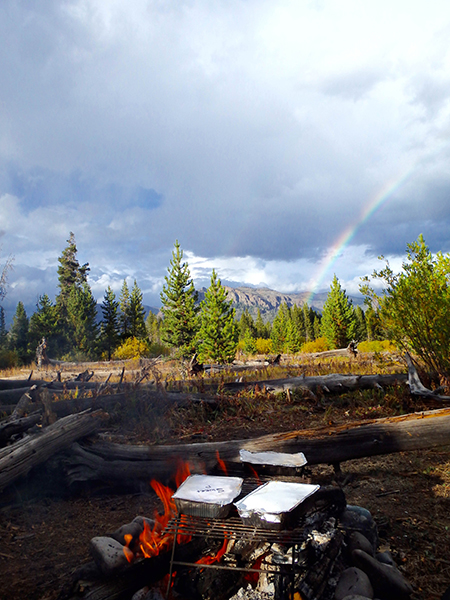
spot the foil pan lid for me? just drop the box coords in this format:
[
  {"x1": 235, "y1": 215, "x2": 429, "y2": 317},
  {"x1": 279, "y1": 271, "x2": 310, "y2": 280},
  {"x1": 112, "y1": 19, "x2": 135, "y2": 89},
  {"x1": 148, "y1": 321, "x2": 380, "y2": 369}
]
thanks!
[
  {"x1": 235, "y1": 481, "x2": 320, "y2": 516},
  {"x1": 239, "y1": 449, "x2": 307, "y2": 468},
  {"x1": 172, "y1": 475, "x2": 243, "y2": 506}
]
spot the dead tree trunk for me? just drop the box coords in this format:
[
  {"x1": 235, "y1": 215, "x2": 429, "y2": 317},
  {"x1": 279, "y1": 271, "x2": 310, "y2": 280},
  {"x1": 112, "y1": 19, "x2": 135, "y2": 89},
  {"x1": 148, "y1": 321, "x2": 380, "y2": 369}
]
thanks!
[
  {"x1": 66, "y1": 407, "x2": 450, "y2": 487},
  {"x1": 0, "y1": 409, "x2": 105, "y2": 492}
]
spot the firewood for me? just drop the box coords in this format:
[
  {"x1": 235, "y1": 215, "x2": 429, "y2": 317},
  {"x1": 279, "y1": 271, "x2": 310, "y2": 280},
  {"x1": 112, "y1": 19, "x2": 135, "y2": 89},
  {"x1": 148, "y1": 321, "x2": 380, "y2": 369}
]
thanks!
[{"x1": 0, "y1": 409, "x2": 105, "y2": 492}]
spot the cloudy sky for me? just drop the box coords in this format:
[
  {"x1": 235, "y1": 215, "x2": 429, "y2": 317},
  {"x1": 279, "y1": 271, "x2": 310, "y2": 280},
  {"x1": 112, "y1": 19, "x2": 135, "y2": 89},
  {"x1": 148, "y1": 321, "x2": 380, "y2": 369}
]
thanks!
[{"x1": 1, "y1": 0, "x2": 450, "y2": 318}]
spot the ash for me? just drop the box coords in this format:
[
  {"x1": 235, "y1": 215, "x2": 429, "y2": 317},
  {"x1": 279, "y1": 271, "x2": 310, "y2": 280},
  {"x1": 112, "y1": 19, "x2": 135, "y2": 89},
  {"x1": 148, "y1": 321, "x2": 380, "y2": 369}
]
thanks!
[{"x1": 228, "y1": 585, "x2": 274, "y2": 600}]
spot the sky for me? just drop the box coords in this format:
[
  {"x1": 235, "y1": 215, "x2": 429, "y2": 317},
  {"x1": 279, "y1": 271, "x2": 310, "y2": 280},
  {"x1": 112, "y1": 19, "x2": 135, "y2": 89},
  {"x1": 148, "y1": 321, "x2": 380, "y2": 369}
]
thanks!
[{"x1": 2, "y1": 0, "x2": 450, "y2": 318}]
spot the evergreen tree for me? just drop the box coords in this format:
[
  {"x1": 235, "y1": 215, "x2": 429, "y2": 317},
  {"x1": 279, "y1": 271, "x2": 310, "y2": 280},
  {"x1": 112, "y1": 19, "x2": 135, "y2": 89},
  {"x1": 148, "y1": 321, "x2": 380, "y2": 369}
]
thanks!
[
  {"x1": 160, "y1": 241, "x2": 199, "y2": 358},
  {"x1": 0, "y1": 306, "x2": 7, "y2": 348},
  {"x1": 55, "y1": 232, "x2": 90, "y2": 354},
  {"x1": 270, "y1": 303, "x2": 289, "y2": 353},
  {"x1": 255, "y1": 308, "x2": 269, "y2": 339},
  {"x1": 56, "y1": 232, "x2": 89, "y2": 315},
  {"x1": 321, "y1": 275, "x2": 356, "y2": 349},
  {"x1": 239, "y1": 309, "x2": 256, "y2": 340},
  {"x1": 313, "y1": 314, "x2": 322, "y2": 340},
  {"x1": 354, "y1": 305, "x2": 367, "y2": 341},
  {"x1": 28, "y1": 294, "x2": 58, "y2": 356},
  {"x1": 285, "y1": 317, "x2": 302, "y2": 353},
  {"x1": 66, "y1": 283, "x2": 99, "y2": 358},
  {"x1": 129, "y1": 280, "x2": 147, "y2": 339},
  {"x1": 303, "y1": 302, "x2": 315, "y2": 341},
  {"x1": 8, "y1": 301, "x2": 29, "y2": 363},
  {"x1": 197, "y1": 270, "x2": 238, "y2": 363},
  {"x1": 365, "y1": 305, "x2": 384, "y2": 341},
  {"x1": 101, "y1": 286, "x2": 120, "y2": 360},
  {"x1": 119, "y1": 279, "x2": 131, "y2": 340}
]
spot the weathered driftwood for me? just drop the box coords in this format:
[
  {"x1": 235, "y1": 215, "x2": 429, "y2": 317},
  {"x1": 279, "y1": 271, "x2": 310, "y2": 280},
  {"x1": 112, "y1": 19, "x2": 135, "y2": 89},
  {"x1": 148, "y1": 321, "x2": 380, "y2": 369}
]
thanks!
[
  {"x1": 65, "y1": 407, "x2": 450, "y2": 487},
  {"x1": 223, "y1": 372, "x2": 407, "y2": 395},
  {"x1": 0, "y1": 409, "x2": 105, "y2": 492},
  {"x1": 0, "y1": 411, "x2": 42, "y2": 445}
]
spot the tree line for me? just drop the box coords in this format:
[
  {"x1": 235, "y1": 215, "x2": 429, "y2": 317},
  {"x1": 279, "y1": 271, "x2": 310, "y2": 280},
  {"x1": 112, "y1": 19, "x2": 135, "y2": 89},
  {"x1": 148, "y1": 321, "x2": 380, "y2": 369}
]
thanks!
[{"x1": 2, "y1": 234, "x2": 447, "y2": 377}]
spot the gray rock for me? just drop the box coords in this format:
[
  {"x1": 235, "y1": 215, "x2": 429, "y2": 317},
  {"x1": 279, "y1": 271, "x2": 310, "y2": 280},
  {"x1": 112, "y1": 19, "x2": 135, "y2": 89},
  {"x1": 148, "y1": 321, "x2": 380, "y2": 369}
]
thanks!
[
  {"x1": 340, "y1": 505, "x2": 378, "y2": 549},
  {"x1": 341, "y1": 596, "x2": 373, "y2": 600},
  {"x1": 131, "y1": 588, "x2": 150, "y2": 600},
  {"x1": 376, "y1": 551, "x2": 395, "y2": 567},
  {"x1": 335, "y1": 567, "x2": 374, "y2": 600},
  {"x1": 110, "y1": 520, "x2": 144, "y2": 546},
  {"x1": 90, "y1": 536, "x2": 130, "y2": 576},
  {"x1": 352, "y1": 549, "x2": 413, "y2": 599},
  {"x1": 348, "y1": 532, "x2": 375, "y2": 557},
  {"x1": 133, "y1": 516, "x2": 156, "y2": 530}
]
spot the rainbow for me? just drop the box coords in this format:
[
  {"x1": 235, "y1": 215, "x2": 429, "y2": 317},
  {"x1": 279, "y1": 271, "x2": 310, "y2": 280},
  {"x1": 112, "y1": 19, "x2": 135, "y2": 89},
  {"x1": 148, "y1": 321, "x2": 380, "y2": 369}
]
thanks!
[{"x1": 305, "y1": 168, "x2": 413, "y2": 305}]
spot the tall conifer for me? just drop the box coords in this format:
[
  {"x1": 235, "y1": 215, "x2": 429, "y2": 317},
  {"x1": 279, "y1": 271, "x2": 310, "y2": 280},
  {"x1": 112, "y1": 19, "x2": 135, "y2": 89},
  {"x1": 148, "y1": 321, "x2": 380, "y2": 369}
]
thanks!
[
  {"x1": 101, "y1": 286, "x2": 120, "y2": 359},
  {"x1": 198, "y1": 270, "x2": 238, "y2": 363},
  {"x1": 321, "y1": 275, "x2": 356, "y2": 349},
  {"x1": 160, "y1": 241, "x2": 199, "y2": 358}
]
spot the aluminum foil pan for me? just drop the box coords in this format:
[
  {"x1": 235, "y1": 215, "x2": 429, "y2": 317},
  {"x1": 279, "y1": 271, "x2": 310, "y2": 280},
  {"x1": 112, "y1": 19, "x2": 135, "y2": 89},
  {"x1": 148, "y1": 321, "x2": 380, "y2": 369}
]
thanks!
[
  {"x1": 240, "y1": 450, "x2": 307, "y2": 468},
  {"x1": 235, "y1": 481, "x2": 320, "y2": 529},
  {"x1": 172, "y1": 475, "x2": 243, "y2": 518}
]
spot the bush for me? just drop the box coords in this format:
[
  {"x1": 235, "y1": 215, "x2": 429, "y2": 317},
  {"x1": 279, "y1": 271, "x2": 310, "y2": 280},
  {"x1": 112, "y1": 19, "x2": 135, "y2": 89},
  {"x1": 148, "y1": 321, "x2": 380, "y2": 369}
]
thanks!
[
  {"x1": 357, "y1": 340, "x2": 397, "y2": 353},
  {"x1": 255, "y1": 338, "x2": 272, "y2": 354},
  {"x1": 113, "y1": 337, "x2": 150, "y2": 360},
  {"x1": 0, "y1": 349, "x2": 18, "y2": 370},
  {"x1": 300, "y1": 337, "x2": 330, "y2": 353}
]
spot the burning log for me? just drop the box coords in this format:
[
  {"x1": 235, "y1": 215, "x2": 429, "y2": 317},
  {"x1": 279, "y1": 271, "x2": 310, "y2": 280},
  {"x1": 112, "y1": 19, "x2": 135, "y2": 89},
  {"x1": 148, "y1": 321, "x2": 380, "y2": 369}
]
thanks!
[
  {"x1": 0, "y1": 409, "x2": 105, "y2": 492},
  {"x1": 65, "y1": 406, "x2": 450, "y2": 488}
]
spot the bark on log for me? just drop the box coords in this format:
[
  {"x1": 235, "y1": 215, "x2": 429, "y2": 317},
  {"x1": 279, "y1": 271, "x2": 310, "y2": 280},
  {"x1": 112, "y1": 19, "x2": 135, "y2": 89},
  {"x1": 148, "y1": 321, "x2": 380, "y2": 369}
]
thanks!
[
  {"x1": 65, "y1": 407, "x2": 450, "y2": 487},
  {"x1": 0, "y1": 378, "x2": 47, "y2": 391},
  {"x1": 0, "y1": 409, "x2": 105, "y2": 492}
]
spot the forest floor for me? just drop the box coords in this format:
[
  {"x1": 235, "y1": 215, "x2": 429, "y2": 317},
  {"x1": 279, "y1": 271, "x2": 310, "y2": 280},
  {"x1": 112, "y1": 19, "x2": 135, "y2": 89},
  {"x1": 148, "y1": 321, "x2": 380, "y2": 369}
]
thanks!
[{"x1": 1, "y1": 355, "x2": 450, "y2": 600}]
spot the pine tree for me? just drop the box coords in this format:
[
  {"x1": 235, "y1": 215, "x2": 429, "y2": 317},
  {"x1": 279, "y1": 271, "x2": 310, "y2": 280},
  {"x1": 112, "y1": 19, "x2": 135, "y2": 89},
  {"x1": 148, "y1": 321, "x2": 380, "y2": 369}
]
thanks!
[
  {"x1": 354, "y1": 305, "x2": 367, "y2": 341},
  {"x1": 66, "y1": 283, "x2": 99, "y2": 358},
  {"x1": 303, "y1": 303, "x2": 315, "y2": 341},
  {"x1": 197, "y1": 270, "x2": 238, "y2": 363},
  {"x1": 119, "y1": 279, "x2": 131, "y2": 340},
  {"x1": 321, "y1": 275, "x2": 356, "y2": 349},
  {"x1": 8, "y1": 301, "x2": 29, "y2": 363},
  {"x1": 129, "y1": 280, "x2": 147, "y2": 339},
  {"x1": 160, "y1": 241, "x2": 199, "y2": 358},
  {"x1": 55, "y1": 232, "x2": 90, "y2": 354},
  {"x1": 239, "y1": 309, "x2": 256, "y2": 340},
  {"x1": 270, "y1": 303, "x2": 289, "y2": 353},
  {"x1": 101, "y1": 287, "x2": 120, "y2": 360},
  {"x1": 28, "y1": 294, "x2": 58, "y2": 356},
  {"x1": 0, "y1": 306, "x2": 7, "y2": 348},
  {"x1": 255, "y1": 308, "x2": 269, "y2": 339},
  {"x1": 285, "y1": 317, "x2": 302, "y2": 353}
]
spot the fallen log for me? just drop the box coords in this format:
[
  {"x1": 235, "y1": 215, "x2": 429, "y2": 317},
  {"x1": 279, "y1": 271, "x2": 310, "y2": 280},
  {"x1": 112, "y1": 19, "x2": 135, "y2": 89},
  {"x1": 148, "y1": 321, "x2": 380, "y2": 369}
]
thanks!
[
  {"x1": 65, "y1": 407, "x2": 450, "y2": 487},
  {"x1": 223, "y1": 372, "x2": 407, "y2": 395},
  {"x1": 0, "y1": 411, "x2": 42, "y2": 445},
  {"x1": 0, "y1": 409, "x2": 105, "y2": 492},
  {"x1": 0, "y1": 378, "x2": 47, "y2": 391}
]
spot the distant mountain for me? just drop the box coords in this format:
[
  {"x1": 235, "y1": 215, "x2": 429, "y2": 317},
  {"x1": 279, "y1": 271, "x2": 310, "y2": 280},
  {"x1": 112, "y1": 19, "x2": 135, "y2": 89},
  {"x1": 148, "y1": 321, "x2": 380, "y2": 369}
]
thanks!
[{"x1": 197, "y1": 285, "x2": 365, "y2": 322}]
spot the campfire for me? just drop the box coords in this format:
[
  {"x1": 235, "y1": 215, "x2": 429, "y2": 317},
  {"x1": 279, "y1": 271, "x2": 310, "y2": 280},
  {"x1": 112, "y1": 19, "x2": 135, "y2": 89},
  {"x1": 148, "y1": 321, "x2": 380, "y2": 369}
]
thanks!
[{"x1": 66, "y1": 451, "x2": 414, "y2": 600}]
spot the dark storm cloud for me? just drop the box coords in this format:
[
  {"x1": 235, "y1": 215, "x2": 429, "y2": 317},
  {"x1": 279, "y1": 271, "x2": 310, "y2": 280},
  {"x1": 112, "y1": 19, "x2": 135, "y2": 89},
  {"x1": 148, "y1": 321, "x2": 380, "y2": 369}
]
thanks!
[{"x1": 2, "y1": 0, "x2": 450, "y2": 307}]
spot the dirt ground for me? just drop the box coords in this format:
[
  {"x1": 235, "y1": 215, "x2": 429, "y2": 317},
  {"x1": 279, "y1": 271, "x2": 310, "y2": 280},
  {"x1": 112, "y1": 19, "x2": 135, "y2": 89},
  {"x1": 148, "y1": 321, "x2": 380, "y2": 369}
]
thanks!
[{"x1": 1, "y1": 361, "x2": 450, "y2": 600}]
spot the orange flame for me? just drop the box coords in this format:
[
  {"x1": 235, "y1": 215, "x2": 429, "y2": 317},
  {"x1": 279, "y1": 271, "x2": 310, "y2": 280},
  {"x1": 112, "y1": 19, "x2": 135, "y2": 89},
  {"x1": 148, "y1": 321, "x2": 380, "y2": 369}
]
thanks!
[
  {"x1": 247, "y1": 464, "x2": 261, "y2": 484},
  {"x1": 215, "y1": 450, "x2": 228, "y2": 476},
  {"x1": 196, "y1": 534, "x2": 229, "y2": 566},
  {"x1": 123, "y1": 459, "x2": 192, "y2": 562}
]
